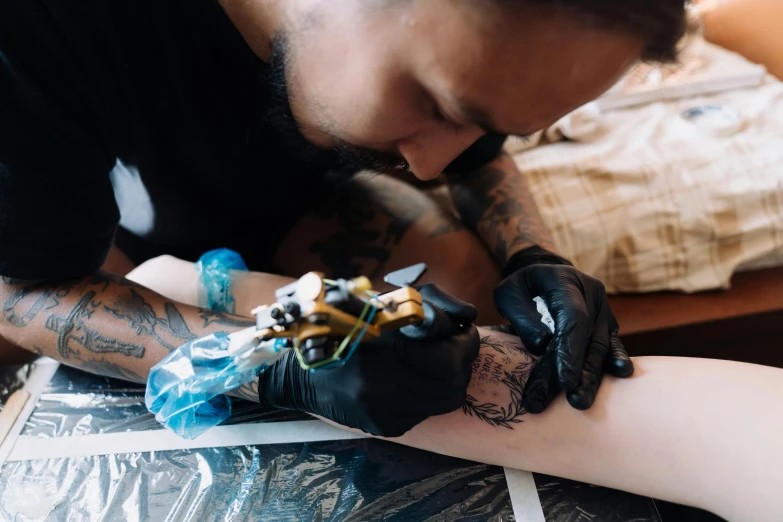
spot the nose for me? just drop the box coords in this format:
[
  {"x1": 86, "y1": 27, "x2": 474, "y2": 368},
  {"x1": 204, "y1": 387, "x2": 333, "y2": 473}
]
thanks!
[{"x1": 397, "y1": 125, "x2": 486, "y2": 181}]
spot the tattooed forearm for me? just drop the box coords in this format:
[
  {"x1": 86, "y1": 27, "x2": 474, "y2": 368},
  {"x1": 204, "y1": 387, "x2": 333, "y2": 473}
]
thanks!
[
  {"x1": 1, "y1": 271, "x2": 253, "y2": 384},
  {"x1": 448, "y1": 153, "x2": 555, "y2": 265},
  {"x1": 104, "y1": 289, "x2": 196, "y2": 351},
  {"x1": 45, "y1": 292, "x2": 146, "y2": 358},
  {"x1": 463, "y1": 333, "x2": 534, "y2": 429},
  {"x1": 3, "y1": 285, "x2": 55, "y2": 327}
]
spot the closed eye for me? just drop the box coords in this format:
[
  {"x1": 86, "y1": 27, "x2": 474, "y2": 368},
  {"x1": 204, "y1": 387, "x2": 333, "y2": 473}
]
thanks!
[
  {"x1": 432, "y1": 103, "x2": 463, "y2": 127},
  {"x1": 430, "y1": 91, "x2": 537, "y2": 142}
]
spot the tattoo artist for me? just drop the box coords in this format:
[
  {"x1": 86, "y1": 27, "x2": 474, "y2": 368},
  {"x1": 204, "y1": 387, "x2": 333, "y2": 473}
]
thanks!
[{"x1": 0, "y1": 1, "x2": 686, "y2": 436}]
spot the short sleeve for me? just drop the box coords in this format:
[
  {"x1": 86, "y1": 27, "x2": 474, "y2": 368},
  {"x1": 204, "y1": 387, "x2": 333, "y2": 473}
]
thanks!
[
  {"x1": 444, "y1": 133, "x2": 507, "y2": 175},
  {"x1": 0, "y1": 42, "x2": 119, "y2": 280}
]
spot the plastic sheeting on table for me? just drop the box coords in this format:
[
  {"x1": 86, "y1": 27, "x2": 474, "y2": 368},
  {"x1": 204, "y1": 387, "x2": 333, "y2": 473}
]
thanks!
[
  {"x1": 0, "y1": 439, "x2": 513, "y2": 522},
  {"x1": 6, "y1": 364, "x2": 724, "y2": 522},
  {"x1": 534, "y1": 473, "x2": 661, "y2": 522},
  {"x1": 22, "y1": 365, "x2": 308, "y2": 438}
]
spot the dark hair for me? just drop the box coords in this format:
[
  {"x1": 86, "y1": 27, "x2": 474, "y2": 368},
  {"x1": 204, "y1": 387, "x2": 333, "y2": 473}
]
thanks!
[{"x1": 523, "y1": 0, "x2": 689, "y2": 62}]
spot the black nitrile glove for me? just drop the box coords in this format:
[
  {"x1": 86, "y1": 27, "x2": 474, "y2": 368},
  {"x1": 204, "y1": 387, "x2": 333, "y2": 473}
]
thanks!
[
  {"x1": 258, "y1": 285, "x2": 480, "y2": 437},
  {"x1": 494, "y1": 246, "x2": 633, "y2": 413}
]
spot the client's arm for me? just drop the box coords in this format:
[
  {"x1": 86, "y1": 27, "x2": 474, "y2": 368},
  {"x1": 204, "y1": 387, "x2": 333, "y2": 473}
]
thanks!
[
  {"x1": 127, "y1": 257, "x2": 783, "y2": 522},
  {"x1": 390, "y1": 331, "x2": 783, "y2": 522}
]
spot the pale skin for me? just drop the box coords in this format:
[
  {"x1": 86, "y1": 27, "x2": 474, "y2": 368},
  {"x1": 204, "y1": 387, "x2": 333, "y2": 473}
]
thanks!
[
  {"x1": 399, "y1": 352, "x2": 783, "y2": 522},
  {"x1": 125, "y1": 258, "x2": 783, "y2": 522}
]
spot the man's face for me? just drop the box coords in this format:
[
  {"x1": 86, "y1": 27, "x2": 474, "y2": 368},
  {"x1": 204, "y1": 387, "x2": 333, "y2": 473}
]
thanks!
[{"x1": 255, "y1": 1, "x2": 644, "y2": 179}]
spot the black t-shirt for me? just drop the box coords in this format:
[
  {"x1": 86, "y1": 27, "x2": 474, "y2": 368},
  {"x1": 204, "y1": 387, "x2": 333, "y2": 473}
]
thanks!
[{"x1": 0, "y1": 0, "x2": 504, "y2": 281}]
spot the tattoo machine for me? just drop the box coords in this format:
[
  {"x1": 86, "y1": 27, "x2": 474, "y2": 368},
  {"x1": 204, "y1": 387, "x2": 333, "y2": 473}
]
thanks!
[{"x1": 146, "y1": 262, "x2": 455, "y2": 439}]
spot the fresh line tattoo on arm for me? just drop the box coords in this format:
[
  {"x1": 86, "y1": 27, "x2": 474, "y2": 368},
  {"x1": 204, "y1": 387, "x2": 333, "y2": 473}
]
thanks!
[
  {"x1": 463, "y1": 335, "x2": 534, "y2": 429},
  {"x1": 449, "y1": 153, "x2": 555, "y2": 264}
]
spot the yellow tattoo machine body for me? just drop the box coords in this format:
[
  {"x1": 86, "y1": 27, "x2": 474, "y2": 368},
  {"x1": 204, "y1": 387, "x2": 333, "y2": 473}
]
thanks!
[{"x1": 248, "y1": 263, "x2": 433, "y2": 371}]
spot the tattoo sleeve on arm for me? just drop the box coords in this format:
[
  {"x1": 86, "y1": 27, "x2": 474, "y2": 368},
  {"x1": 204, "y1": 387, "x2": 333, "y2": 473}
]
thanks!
[
  {"x1": 449, "y1": 153, "x2": 555, "y2": 264},
  {"x1": 1, "y1": 271, "x2": 251, "y2": 386},
  {"x1": 463, "y1": 335, "x2": 534, "y2": 429},
  {"x1": 308, "y1": 176, "x2": 464, "y2": 279},
  {"x1": 45, "y1": 291, "x2": 147, "y2": 358},
  {"x1": 3, "y1": 285, "x2": 56, "y2": 327},
  {"x1": 230, "y1": 378, "x2": 260, "y2": 403},
  {"x1": 103, "y1": 289, "x2": 196, "y2": 351}
]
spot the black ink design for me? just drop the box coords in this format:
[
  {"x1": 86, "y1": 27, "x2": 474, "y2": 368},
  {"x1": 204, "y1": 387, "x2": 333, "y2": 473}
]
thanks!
[
  {"x1": 200, "y1": 310, "x2": 256, "y2": 329},
  {"x1": 481, "y1": 336, "x2": 506, "y2": 355},
  {"x1": 2, "y1": 274, "x2": 199, "y2": 364},
  {"x1": 164, "y1": 303, "x2": 192, "y2": 340},
  {"x1": 308, "y1": 177, "x2": 456, "y2": 278},
  {"x1": 232, "y1": 379, "x2": 260, "y2": 403},
  {"x1": 504, "y1": 340, "x2": 529, "y2": 357},
  {"x1": 449, "y1": 159, "x2": 554, "y2": 264},
  {"x1": 104, "y1": 289, "x2": 196, "y2": 351},
  {"x1": 310, "y1": 230, "x2": 391, "y2": 279},
  {"x1": 464, "y1": 334, "x2": 533, "y2": 429},
  {"x1": 76, "y1": 274, "x2": 112, "y2": 293},
  {"x1": 45, "y1": 289, "x2": 68, "y2": 310},
  {"x1": 2, "y1": 274, "x2": 116, "y2": 328},
  {"x1": 450, "y1": 168, "x2": 506, "y2": 230},
  {"x1": 46, "y1": 292, "x2": 146, "y2": 359},
  {"x1": 463, "y1": 371, "x2": 527, "y2": 429},
  {"x1": 2, "y1": 284, "x2": 55, "y2": 327},
  {"x1": 511, "y1": 360, "x2": 534, "y2": 379}
]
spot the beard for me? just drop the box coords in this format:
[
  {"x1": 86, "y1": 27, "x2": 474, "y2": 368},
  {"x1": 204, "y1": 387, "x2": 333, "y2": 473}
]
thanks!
[{"x1": 259, "y1": 38, "x2": 410, "y2": 177}]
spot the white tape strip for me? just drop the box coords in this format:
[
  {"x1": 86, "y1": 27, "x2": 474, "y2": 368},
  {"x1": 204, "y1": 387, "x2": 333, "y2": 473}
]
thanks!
[
  {"x1": 7, "y1": 419, "x2": 367, "y2": 462},
  {"x1": 0, "y1": 358, "x2": 60, "y2": 467},
  {"x1": 0, "y1": 390, "x2": 30, "y2": 446},
  {"x1": 504, "y1": 467, "x2": 546, "y2": 522}
]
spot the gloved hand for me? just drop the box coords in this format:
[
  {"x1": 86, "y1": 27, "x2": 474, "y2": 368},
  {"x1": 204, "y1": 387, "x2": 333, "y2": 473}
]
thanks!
[
  {"x1": 258, "y1": 285, "x2": 480, "y2": 437},
  {"x1": 494, "y1": 246, "x2": 633, "y2": 413}
]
